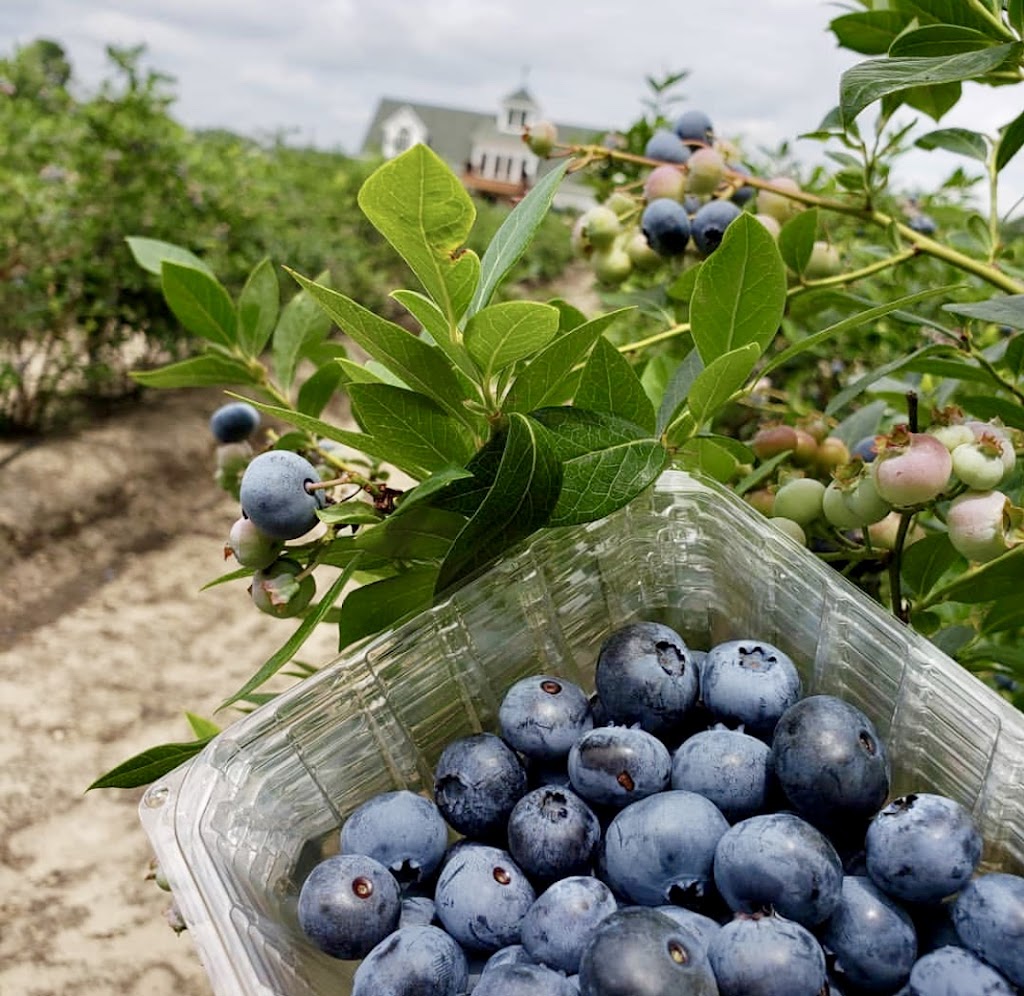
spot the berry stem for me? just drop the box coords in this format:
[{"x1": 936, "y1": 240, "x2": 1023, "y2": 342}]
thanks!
[{"x1": 889, "y1": 512, "x2": 915, "y2": 624}]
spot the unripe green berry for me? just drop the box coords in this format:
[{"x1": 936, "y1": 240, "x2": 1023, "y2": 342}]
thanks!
[
  {"x1": 773, "y1": 477, "x2": 826, "y2": 526},
  {"x1": 757, "y1": 177, "x2": 803, "y2": 223},
  {"x1": 526, "y1": 120, "x2": 558, "y2": 157},
  {"x1": 753, "y1": 214, "x2": 781, "y2": 239},
  {"x1": 605, "y1": 191, "x2": 636, "y2": 218},
  {"x1": 951, "y1": 440, "x2": 1008, "y2": 491},
  {"x1": 771, "y1": 516, "x2": 807, "y2": 545},
  {"x1": 250, "y1": 558, "x2": 316, "y2": 618},
  {"x1": 591, "y1": 245, "x2": 633, "y2": 285},
  {"x1": 804, "y1": 241, "x2": 841, "y2": 279},
  {"x1": 928, "y1": 423, "x2": 975, "y2": 452},
  {"x1": 580, "y1": 206, "x2": 621, "y2": 249},
  {"x1": 626, "y1": 231, "x2": 663, "y2": 272},
  {"x1": 686, "y1": 148, "x2": 726, "y2": 196},
  {"x1": 815, "y1": 436, "x2": 849, "y2": 475},
  {"x1": 226, "y1": 516, "x2": 282, "y2": 570}
]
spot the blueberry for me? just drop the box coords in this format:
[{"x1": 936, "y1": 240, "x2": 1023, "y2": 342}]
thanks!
[
  {"x1": 911, "y1": 901, "x2": 961, "y2": 956},
  {"x1": 602, "y1": 790, "x2": 729, "y2": 907},
  {"x1": 645, "y1": 129, "x2": 691, "y2": 164},
  {"x1": 568, "y1": 726, "x2": 671, "y2": 809},
  {"x1": 671, "y1": 728, "x2": 772, "y2": 822},
  {"x1": 225, "y1": 516, "x2": 281, "y2": 570},
  {"x1": 907, "y1": 945, "x2": 1016, "y2": 995},
  {"x1": 771, "y1": 695, "x2": 890, "y2": 830},
  {"x1": 652, "y1": 906, "x2": 721, "y2": 956},
  {"x1": 482, "y1": 944, "x2": 535, "y2": 973},
  {"x1": 952, "y1": 872, "x2": 1024, "y2": 987},
  {"x1": 713, "y1": 812, "x2": 843, "y2": 927},
  {"x1": 399, "y1": 894, "x2": 436, "y2": 927},
  {"x1": 250, "y1": 557, "x2": 315, "y2": 618},
  {"x1": 239, "y1": 450, "x2": 326, "y2": 540},
  {"x1": 729, "y1": 163, "x2": 756, "y2": 206},
  {"x1": 852, "y1": 435, "x2": 879, "y2": 462},
  {"x1": 507, "y1": 786, "x2": 601, "y2": 881},
  {"x1": 521, "y1": 876, "x2": 618, "y2": 973},
  {"x1": 907, "y1": 214, "x2": 937, "y2": 235},
  {"x1": 433, "y1": 732, "x2": 527, "y2": 840},
  {"x1": 297, "y1": 853, "x2": 401, "y2": 960},
  {"x1": 690, "y1": 199, "x2": 742, "y2": 256},
  {"x1": 700, "y1": 639, "x2": 802, "y2": 739},
  {"x1": 820, "y1": 876, "x2": 917, "y2": 993},
  {"x1": 527, "y1": 758, "x2": 574, "y2": 790},
  {"x1": 352, "y1": 924, "x2": 468, "y2": 995},
  {"x1": 682, "y1": 194, "x2": 703, "y2": 215},
  {"x1": 578, "y1": 907, "x2": 719, "y2": 996},
  {"x1": 500, "y1": 676, "x2": 594, "y2": 762},
  {"x1": 708, "y1": 911, "x2": 827, "y2": 996},
  {"x1": 865, "y1": 794, "x2": 982, "y2": 905},
  {"x1": 340, "y1": 790, "x2": 449, "y2": 887},
  {"x1": 641, "y1": 199, "x2": 692, "y2": 258},
  {"x1": 673, "y1": 109, "x2": 715, "y2": 147},
  {"x1": 209, "y1": 401, "x2": 260, "y2": 443},
  {"x1": 474, "y1": 963, "x2": 578, "y2": 995},
  {"x1": 594, "y1": 622, "x2": 698, "y2": 738},
  {"x1": 433, "y1": 843, "x2": 535, "y2": 951}
]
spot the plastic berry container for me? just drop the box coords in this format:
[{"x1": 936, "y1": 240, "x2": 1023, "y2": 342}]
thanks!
[{"x1": 139, "y1": 470, "x2": 1024, "y2": 995}]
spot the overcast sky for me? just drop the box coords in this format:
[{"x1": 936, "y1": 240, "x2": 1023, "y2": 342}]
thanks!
[{"x1": 4, "y1": 0, "x2": 1024, "y2": 212}]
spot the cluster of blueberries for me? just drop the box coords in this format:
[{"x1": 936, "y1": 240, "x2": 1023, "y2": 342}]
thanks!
[
  {"x1": 210, "y1": 401, "x2": 329, "y2": 618},
  {"x1": 294, "y1": 621, "x2": 1024, "y2": 995},
  {"x1": 572, "y1": 109, "x2": 805, "y2": 286}
]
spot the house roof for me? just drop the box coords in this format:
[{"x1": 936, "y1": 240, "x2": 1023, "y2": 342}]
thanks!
[{"x1": 503, "y1": 86, "x2": 536, "y2": 104}]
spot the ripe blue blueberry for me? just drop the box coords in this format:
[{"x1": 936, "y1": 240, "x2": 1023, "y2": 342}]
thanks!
[
  {"x1": 296, "y1": 853, "x2": 400, "y2": 960},
  {"x1": 708, "y1": 911, "x2": 827, "y2": 996},
  {"x1": 210, "y1": 401, "x2": 260, "y2": 443},
  {"x1": 474, "y1": 963, "x2": 578, "y2": 995},
  {"x1": 653, "y1": 906, "x2": 721, "y2": 956},
  {"x1": 865, "y1": 793, "x2": 982, "y2": 905},
  {"x1": 644, "y1": 129, "x2": 691, "y2": 164},
  {"x1": 507, "y1": 786, "x2": 601, "y2": 881},
  {"x1": 239, "y1": 450, "x2": 326, "y2": 540},
  {"x1": 433, "y1": 732, "x2": 527, "y2": 840},
  {"x1": 577, "y1": 907, "x2": 719, "y2": 996},
  {"x1": 690, "y1": 199, "x2": 742, "y2": 257},
  {"x1": 673, "y1": 109, "x2": 715, "y2": 147},
  {"x1": 852, "y1": 435, "x2": 879, "y2": 462},
  {"x1": 700, "y1": 639, "x2": 802, "y2": 739},
  {"x1": 339, "y1": 790, "x2": 449, "y2": 887},
  {"x1": 352, "y1": 924, "x2": 468, "y2": 995},
  {"x1": 820, "y1": 875, "x2": 918, "y2": 993},
  {"x1": 671, "y1": 728, "x2": 772, "y2": 822},
  {"x1": 907, "y1": 214, "x2": 937, "y2": 236},
  {"x1": 499, "y1": 675, "x2": 594, "y2": 762},
  {"x1": 433, "y1": 843, "x2": 535, "y2": 951},
  {"x1": 521, "y1": 876, "x2": 618, "y2": 973},
  {"x1": 602, "y1": 790, "x2": 729, "y2": 907},
  {"x1": 568, "y1": 726, "x2": 671, "y2": 809},
  {"x1": 907, "y1": 945, "x2": 1016, "y2": 995},
  {"x1": 952, "y1": 872, "x2": 1024, "y2": 987},
  {"x1": 771, "y1": 695, "x2": 890, "y2": 829},
  {"x1": 482, "y1": 944, "x2": 535, "y2": 974},
  {"x1": 641, "y1": 199, "x2": 692, "y2": 258},
  {"x1": 713, "y1": 812, "x2": 843, "y2": 927},
  {"x1": 399, "y1": 895, "x2": 436, "y2": 928},
  {"x1": 594, "y1": 621, "x2": 698, "y2": 738},
  {"x1": 729, "y1": 163, "x2": 756, "y2": 206}
]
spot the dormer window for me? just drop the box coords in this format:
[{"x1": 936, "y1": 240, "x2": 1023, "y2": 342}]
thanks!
[
  {"x1": 507, "y1": 107, "x2": 527, "y2": 131},
  {"x1": 394, "y1": 126, "x2": 411, "y2": 153}
]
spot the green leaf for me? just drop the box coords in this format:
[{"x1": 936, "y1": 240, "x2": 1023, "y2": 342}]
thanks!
[
  {"x1": 529, "y1": 408, "x2": 667, "y2": 526},
  {"x1": 354, "y1": 505, "x2": 465, "y2": 560},
  {"x1": 464, "y1": 301, "x2": 559, "y2": 380},
  {"x1": 87, "y1": 738, "x2": 212, "y2": 790},
  {"x1": 131, "y1": 353, "x2": 255, "y2": 389},
  {"x1": 656, "y1": 349, "x2": 705, "y2": 435},
  {"x1": 889, "y1": 25, "x2": 996, "y2": 58},
  {"x1": 575, "y1": 338, "x2": 656, "y2": 433},
  {"x1": 316, "y1": 504, "x2": 383, "y2": 526},
  {"x1": 778, "y1": 208, "x2": 819, "y2": 275},
  {"x1": 761, "y1": 285, "x2": 959, "y2": 379},
  {"x1": 735, "y1": 450, "x2": 792, "y2": 495},
  {"x1": 337, "y1": 568, "x2": 439, "y2": 650},
  {"x1": 296, "y1": 361, "x2": 344, "y2": 417},
  {"x1": 997, "y1": 107, "x2": 1024, "y2": 172},
  {"x1": 1011, "y1": 0, "x2": 1024, "y2": 38},
  {"x1": 684, "y1": 342, "x2": 762, "y2": 429},
  {"x1": 915, "y1": 127, "x2": 990, "y2": 162},
  {"x1": 984, "y1": 596, "x2": 1024, "y2": 633},
  {"x1": 237, "y1": 258, "x2": 280, "y2": 357},
  {"x1": 288, "y1": 271, "x2": 476, "y2": 429},
  {"x1": 272, "y1": 271, "x2": 332, "y2": 392},
  {"x1": 549, "y1": 298, "x2": 588, "y2": 332},
  {"x1": 690, "y1": 214, "x2": 787, "y2": 365},
  {"x1": 895, "y1": 0, "x2": 1013, "y2": 36},
  {"x1": 825, "y1": 344, "x2": 944, "y2": 416},
  {"x1": 392, "y1": 466, "x2": 473, "y2": 516},
  {"x1": 960, "y1": 395, "x2": 1024, "y2": 430},
  {"x1": 902, "y1": 355, "x2": 999, "y2": 385},
  {"x1": 337, "y1": 358, "x2": 387, "y2": 386},
  {"x1": 901, "y1": 533, "x2": 966, "y2": 596},
  {"x1": 931, "y1": 545, "x2": 1024, "y2": 604},
  {"x1": 640, "y1": 354, "x2": 677, "y2": 410},
  {"x1": 220, "y1": 558, "x2": 361, "y2": 710},
  {"x1": 960, "y1": 642, "x2": 1024, "y2": 674},
  {"x1": 357, "y1": 144, "x2": 480, "y2": 324},
  {"x1": 160, "y1": 261, "x2": 236, "y2": 347},
  {"x1": 348, "y1": 383, "x2": 477, "y2": 473},
  {"x1": 830, "y1": 10, "x2": 915, "y2": 54},
  {"x1": 883, "y1": 81, "x2": 963, "y2": 122},
  {"x1": 468, "y1": 161, "x2": 569, "y2": 316},
  {"x1": 391, "y1": 288, "x2": 479, "y2": 382},
  {"x1": 125, "y1": 236, "x2": 213, "y2": 277},
  {"x1": 185, "y1": 712, "x2": 221, "y2": 739},
  {"x1": 677, "y1": 437, "x2": 740, "y2": 483},
  {"x1": 944, "y1": 295, "x2": 1024, "y2": 327},
  {"x1": 200, "y1": 566, "x2": 253, "y2": 591},
  {"x1": 427, "y1": 434, "x2": 508, "y2": 517},
  {"x1": 1004, "y1": 333, "x2": 1024, "y2": 378},
  {"x1": 665, "y1": 264, "x2": 702, "y2": 304},
  {"x1": 840, "y1": 45, "x2": 1020, "y2": 124},
  {"x1": 503, "y1": 310, "x2": 631, "y2": 413},
  {"x1": 437, "y1": 413, "x2": 561, "y2": 592}
]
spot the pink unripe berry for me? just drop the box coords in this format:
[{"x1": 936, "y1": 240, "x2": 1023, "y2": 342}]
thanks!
[
  {"x1": 686, "y1": 148, "x2": 726, "y2": 196},
  {"x1": 872, "y1": 428, "x2": 952, "y2": 507},
  {"x1": 226, "y1": 516, "x2": 282, "y2": 570},
  {"x1": 744, "y1": 488, "x2": 775, "y2": 517},
  {"x1": 751, "y1": 424, "x2": 798, "y2": 461},
  {"x1": 815, "y1": 436, "x2": 849, "y2": 475},
  {"x1": 753, "y1": 214, "x2": 781, "y2": 239},
  {"x1": 644, "y1": 164, "x2": 687, "y2": 202},
  {"x1": 757, "y1": 177, "x2": 803, "y2": 223},
  {"x1": 947, "y1": 490, "x2": 1017, "y2": 563}
]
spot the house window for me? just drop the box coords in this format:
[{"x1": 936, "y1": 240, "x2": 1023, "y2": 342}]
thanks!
[
  {"x1": 394, "y1": 126, "x2": 412, "y2": 153},
  {"x1": 478, "y1": 152, "x2": 488, "y2": 176},
  {"x1": 507, "y1": 108, "x2": 527, "y2": 131},
  {"x1": 494, "y1": 155, "x2": 505, "y2": 179}
]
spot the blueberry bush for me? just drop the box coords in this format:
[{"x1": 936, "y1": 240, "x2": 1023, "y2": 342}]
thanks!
[{"x1": 93, "y1": 1, "x2": 1024, "y2": 789}]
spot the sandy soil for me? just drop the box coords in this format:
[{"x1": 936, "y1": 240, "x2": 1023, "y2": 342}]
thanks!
[{"x1": 0, "y1": 264, "x2": 601, "y2": 994}]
